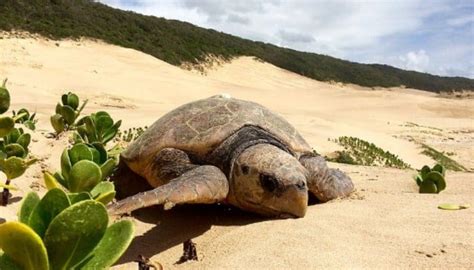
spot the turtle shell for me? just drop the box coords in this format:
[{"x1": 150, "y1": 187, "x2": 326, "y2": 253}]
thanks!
[{"x1": 122, "y1": 95, "x2": 312, "y2": 175}]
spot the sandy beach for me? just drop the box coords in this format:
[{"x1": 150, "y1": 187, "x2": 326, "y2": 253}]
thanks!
[{"x1": 0, "y1": 34, "x2": 472, "y2": 269}]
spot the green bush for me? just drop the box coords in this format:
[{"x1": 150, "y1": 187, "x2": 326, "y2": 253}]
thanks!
[
  {"x1": 0, "y1": 189, "x2": 134, "y2": 270},
  {"x1": 43, "y1": 143, "x2": 117, "y2": 205},
  {"x1": 0, "y1": 79, "x2": 35, "y2": 206},
  {"x1": 75, "y1": 111, "x2": 121, "y2": 146},
  {"x1": 50, "y1": 92, "x2": 88, "y2": 135},
  {"x1": 414, "y1": 164, "x2": 447, "y2": 193},
  {"x1": 12, "y1": 108, "x2": 37, "y2": 130}
]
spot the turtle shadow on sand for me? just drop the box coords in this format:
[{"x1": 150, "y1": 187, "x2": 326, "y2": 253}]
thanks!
[
  {"x1": 112, "y1": 162, "x2": 267, "y2": 264},
  {"x1": 116, "y1": 203, "x2": 265, "y2": 265}
]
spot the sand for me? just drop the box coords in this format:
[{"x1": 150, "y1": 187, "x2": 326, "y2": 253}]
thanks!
[{"x1": 0, "y1": 34, "x2": 473, "y2": 269}]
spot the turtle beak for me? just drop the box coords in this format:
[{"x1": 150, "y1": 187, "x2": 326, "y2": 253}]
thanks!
[{"x1": 277, "y1": 182, "x2": 308, "y2": 218}]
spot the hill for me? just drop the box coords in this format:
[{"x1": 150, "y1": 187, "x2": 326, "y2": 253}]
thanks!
[{"x1": 0, "y1": 0, "x2": 473, "y2": 92}]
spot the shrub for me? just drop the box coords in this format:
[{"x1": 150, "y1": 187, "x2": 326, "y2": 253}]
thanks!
[
  {"x1": 414, "y1": 164, "x2": 446, "y2": 193},
  {"x1": 0, "y1": 189, "x2": 134, "y2": 270},
  {"x1": 43, "y1": 143, "x2": 117, "y2": 205},
  {"x1": 75, "y1": 111, "x2": 121, "y2": 146},
  {"x1": 50, "y1": 92, "x2": 88, "y2": 135},
  {"x1": 0, "y1": 79, "x2": 35, "y2": 206},
  {"x1": 12, "y1": 108, "x2": 37, "y2": 130}
]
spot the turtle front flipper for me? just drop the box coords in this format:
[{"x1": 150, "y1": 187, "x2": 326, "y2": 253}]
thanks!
[
  {"x1": 108, "y1": 165, "x2": 229, "y2": 215},
  {"x1": 300, "y1": 155, "x2": 354, "y2": 202}
]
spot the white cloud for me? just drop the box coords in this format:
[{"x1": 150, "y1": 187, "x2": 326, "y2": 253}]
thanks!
[{"x1": 398, "y1": 50, "x2": 430, "y2": 72}]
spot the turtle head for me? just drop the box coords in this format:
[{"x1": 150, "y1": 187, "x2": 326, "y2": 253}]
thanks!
[{"x1": 229, "y1": 144, "x2": 308, "y2": 218}]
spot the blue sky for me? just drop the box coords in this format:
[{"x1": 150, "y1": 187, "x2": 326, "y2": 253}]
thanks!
[{"x1": 100, "y1": 0, "x2": 473, "y2": 78}]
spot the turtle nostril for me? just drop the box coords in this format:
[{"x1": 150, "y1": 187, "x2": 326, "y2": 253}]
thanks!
[{"x1": 295, "y1": 181, "x2": 306, "y2": 190}]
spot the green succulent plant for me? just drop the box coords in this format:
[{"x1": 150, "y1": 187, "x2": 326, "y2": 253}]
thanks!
[
  {"x1": 0, "y1": 80, "x2": 36, "y2": 206},
  {"x1": 0, "y1": 79, "x2": 29, "y2": 138},
  {"x1": 50, "y1": 92, "x2": 88, "y2": 135},
  {"x1": 1, "y1": 128, "x2": 31, "y2": 158},
  {"x1": 0, "y1": 79, "x2": 11, "y2": 114},
  {"x1": 0, "y1": 189, "x2": 134, "y2": 270},
  {"x1": 44, "y1": 143, "x2": 117, "y2": 205},
  {"x1": 12, "y1": 108, "x2": 37, "y2": 130},
  {"x1": 75, "y1": 111, "x2": 122, "y2": 146},
  {"x1": 414, "y1": 163, "x2": 447, "y2": 193}
]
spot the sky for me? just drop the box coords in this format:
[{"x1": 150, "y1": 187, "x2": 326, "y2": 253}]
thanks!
[{"x1": 99, "y1": 0, "x2": 474, "y2": 78}]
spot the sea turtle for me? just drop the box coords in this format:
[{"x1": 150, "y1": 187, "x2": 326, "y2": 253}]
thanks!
[{"x1": 108, "y1": 95, "x2": 354, "y2": 218}]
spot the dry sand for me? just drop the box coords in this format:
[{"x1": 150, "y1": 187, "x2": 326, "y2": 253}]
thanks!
[{"x1": 0, "y1": 34, "x2": 473, "y2": 269}]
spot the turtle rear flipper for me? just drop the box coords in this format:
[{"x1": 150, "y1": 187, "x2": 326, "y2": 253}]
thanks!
[
  {"x1": 108, "y1": 165, "x2": 229, "y2": 215},
  {"x1": 300, "y1": 155, "x2": 354, "y2": 202}
]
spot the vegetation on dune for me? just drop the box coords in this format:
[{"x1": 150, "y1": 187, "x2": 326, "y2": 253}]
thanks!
[
  {"x1": 0, "y1": 0, "x2": 473, "y2": 92},
  {"x1": 327, "y1": 136, "x2": 411, "y2": 169},
  {"x1": 419, "y1": 144, "x2": 467, "y2": 172}
]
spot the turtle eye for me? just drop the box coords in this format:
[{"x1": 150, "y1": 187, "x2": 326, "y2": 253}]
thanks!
[{"x1": 259, "y1": 174, "x2": 278, "y2": 192}]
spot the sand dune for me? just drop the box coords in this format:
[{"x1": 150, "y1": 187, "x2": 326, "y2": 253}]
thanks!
[{"x1": 0, "y1": 35, "x2": 472, "y2": 269}]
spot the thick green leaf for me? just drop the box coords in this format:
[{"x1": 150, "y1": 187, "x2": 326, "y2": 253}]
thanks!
[
  {"x1": 1, "y1": 156, "x2": 28, "y2": 180},
  {"x1": 16, "y1": 133, "x2": 31, "y2": 149},
  {"x1": 414, "y1": 174, "x2": 423, "y2": 186},
  {"x1": 419, "y1": 179, "x2": 437, "y2": 193},
  {"x1": 67, "y1": 192, "x2": 92, "y2": 204},
  {"x1": 0, "y1": 82, "x2": 11, "y2": 114},
  {"x1": 69, "y1": 160, "x2": 102, "y2": 192},
  {"x1": 425, "y1": 171, "x2": 446, "y2": 192},
  {"x1": 69, "y1": 143, "x2": 93, "y2": 165},
  {"x1": 6, "y1": 128, "x2": 20, "y2": 143},
  {"x1": 5, "y1": 143, "x2": 26, "y2": 158},
  {"x1": 0, "y1": 116, "x2": 15, "y2": 137},
  {"x1": 100, "y1": 158, "x2": 117, "y2": 180},
  {"x1": 18, "y1": 192, "x2": 40, "y2": 224},
  {"x1": 43, "y1": 171, "x2": 61, "y2": 190},
  {"x1": 420, "y1": 165, "x2": 431, "y2": 179},
  {"x1": 67, "y1": 93, "x2": 79, "y2": 110},
  {"x1": 89, "y1": 147, "x2": 101, "y2": 164},
  {"x1": 77, "y1": 220, "x2": 134, "y2": 269},
  {"x1": 61, "y1": 94, "x2": 68, "y2": 106},
  {"x1": 432, "y1": 164, "x2": 446, "y2": 177},
  {"x1": 28, "y1": 189, "x2": 71, "y2": 238},
  {"x1": 0, "y1": 252, "x2": 23, "y2": 270},
  {"x1": 59, "y1": 105, "x2": 77, "y2": 125},
  {"x1": 90, "y1": 181, "x2": 114, "y2": 198},
  {"x1": 0, "y1": 221, "x2": 49, "y2": 270},
  {"x1": 91, "y1": 142, "x2": 108, "y2": 164},
  {"x1": 54, "y1": 172, "x2": 68, "y2": 189},
  {"x1": 44, "y1": 200, "x2": 108, "y2": 270},
  {"x1": 94, "y1": 191, "x2": 116, "y2": 205},
  {"x1": 102, "y1": 120, "x2": 122, "y2": 144},
  {"x1": 91, "y1": 181, "x2": 115, "y2": 205},
  {"x1": 60, "y1": 148, "x2": 72, "y2": 181},
  {"x1": 95, "y1": 115, "x2": 114, "y2": 135},
  {"x1": 50, "y1": 114, "x2": 65, "y2": 134}
]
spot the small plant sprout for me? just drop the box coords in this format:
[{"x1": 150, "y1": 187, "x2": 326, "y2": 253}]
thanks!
[
  {"x1": 0, "y1": 79, "x2": 36, "y2": 206},
  {"x1": 50, "y1": 92, "x2": 88, "y2": 135},
  {"x1": 12, "y1": 108, "x2": 38, "y2": 131},
  {"x1": 414, "y1": 164, "x2": 447, "y2": 194},
  {"x1": 43, "y1": 143, "x2": 117, "y2": 205},
  {"x1": 75, "y1": 111, "x2": 122, "y2": 146},
  {"x1": 0, "y1": 189, "x2": 134, "y2": 270}
]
